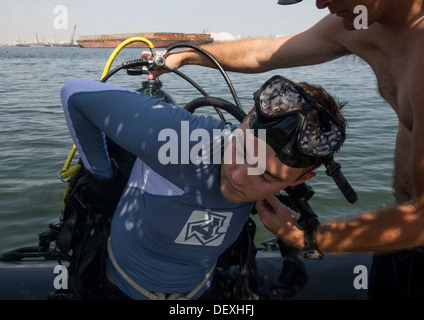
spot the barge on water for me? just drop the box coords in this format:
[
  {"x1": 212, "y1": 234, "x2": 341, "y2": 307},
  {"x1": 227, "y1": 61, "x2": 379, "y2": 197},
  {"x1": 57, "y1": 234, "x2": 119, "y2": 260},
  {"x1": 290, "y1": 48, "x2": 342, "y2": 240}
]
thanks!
[{"x1": 77, "y1": 32, "x2": 214, "y2": 48}]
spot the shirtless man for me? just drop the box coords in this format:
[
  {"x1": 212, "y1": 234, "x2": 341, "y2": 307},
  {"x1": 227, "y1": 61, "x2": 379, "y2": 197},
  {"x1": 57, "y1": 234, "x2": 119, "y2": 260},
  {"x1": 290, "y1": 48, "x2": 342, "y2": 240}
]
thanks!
[{"x1": 146, "y1": 0, "x2": 424, "y2": 299}]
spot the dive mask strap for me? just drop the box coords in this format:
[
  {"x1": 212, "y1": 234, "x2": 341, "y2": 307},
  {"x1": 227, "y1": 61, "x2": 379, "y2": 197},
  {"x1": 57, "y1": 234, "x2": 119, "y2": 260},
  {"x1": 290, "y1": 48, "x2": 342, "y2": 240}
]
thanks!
[{"x1": 324, "y1": 156, "x2": 358, "y2": 204}]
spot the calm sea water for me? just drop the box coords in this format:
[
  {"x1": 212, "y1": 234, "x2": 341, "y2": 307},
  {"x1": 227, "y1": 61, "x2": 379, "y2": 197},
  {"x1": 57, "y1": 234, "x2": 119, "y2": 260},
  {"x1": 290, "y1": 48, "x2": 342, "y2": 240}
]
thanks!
[{"x1": 0, "y1": 46, "x2": 398, "y2": 253}]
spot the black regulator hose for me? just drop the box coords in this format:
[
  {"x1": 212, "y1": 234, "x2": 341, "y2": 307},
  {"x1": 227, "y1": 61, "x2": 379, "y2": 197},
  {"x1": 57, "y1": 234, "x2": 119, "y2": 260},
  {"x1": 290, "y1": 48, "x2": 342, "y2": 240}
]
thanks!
[
  {"x1": 185, "y1": 96, "x2": 247, "y2": 123},
  {"x1": 167, "y1": 67, "x2": 209, "y2": 97},
  {"x1": 164, "y1": 43, "x2": 244, "y2": 112},
  {"x1": 170, "y1": 67, "x2": 226, "y2": 122},
  {"x1": 100, "y1": 59, "x2": 151, "y2": 83}
]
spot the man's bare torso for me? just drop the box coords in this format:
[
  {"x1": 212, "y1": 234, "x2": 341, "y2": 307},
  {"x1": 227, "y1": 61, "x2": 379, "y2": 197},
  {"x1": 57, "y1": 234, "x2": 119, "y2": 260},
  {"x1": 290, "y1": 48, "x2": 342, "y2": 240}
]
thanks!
[{"x1": 335, "y1": 16, "x2": 424, "y2": 202}]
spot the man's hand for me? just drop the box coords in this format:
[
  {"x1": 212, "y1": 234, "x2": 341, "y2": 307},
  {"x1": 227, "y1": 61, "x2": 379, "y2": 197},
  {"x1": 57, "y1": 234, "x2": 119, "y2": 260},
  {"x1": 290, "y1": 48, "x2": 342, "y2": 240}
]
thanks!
[{"x1": 255, "y1": 196, "x2": 304, "y2": 249}]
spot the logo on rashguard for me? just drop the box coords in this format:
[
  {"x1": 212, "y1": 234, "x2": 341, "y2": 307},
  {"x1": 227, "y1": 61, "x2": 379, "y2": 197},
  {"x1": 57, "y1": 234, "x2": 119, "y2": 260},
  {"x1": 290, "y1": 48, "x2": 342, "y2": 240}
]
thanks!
[{"x1": 175, "y1": 210, "x2": 233, "y2": 246}]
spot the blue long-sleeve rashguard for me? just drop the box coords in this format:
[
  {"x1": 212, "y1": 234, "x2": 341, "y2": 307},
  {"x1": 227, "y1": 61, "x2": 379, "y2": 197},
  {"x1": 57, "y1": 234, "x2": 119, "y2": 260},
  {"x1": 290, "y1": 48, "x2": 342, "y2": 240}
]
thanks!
[{"x1": 61, "y1": 79, "x2": 253, "y2": 299}]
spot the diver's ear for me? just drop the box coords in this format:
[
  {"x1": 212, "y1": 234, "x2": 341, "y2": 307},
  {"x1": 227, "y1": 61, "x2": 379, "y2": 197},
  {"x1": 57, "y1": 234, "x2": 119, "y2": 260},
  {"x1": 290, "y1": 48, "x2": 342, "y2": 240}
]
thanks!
[{"x1": 292, "y1": 171, "x2": 316, "y2": 186}]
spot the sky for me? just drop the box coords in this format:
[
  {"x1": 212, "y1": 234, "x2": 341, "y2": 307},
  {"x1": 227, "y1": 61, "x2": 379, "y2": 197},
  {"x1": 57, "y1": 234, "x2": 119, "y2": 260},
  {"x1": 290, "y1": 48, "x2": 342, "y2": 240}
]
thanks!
[{"x1": 0, "y1": 0, "x2": 328, "y2": 44}]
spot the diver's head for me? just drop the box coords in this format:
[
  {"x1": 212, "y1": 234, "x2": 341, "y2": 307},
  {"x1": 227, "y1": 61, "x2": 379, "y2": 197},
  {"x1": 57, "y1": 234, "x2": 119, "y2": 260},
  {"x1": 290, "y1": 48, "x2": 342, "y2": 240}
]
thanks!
[
  {"x1": 220, "y1": 75, "x2": 347, "y2": 203},
  {"x1": 246, "y1": 75, "x2": 357, "y2": 203}
]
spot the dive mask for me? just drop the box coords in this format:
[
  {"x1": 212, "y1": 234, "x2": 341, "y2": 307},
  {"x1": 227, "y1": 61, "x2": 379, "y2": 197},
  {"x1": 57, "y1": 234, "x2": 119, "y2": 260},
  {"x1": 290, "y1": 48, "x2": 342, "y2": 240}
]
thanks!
[
  {"x1": 250, "y1": 75, "x2": 345, "y2": 168},
  {"x1": 250, "y1": 75, "x2": 358, "y2": 203}
]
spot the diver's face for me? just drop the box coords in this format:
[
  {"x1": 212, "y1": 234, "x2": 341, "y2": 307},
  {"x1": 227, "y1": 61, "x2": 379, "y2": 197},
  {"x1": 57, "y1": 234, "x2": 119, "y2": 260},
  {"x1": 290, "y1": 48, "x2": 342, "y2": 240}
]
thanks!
[
  {"x1": 220, "y1": 120, "x2": 312, "y2": 203},
  {"x1": 316, "y1": 0, "x2": 386, "y2": 30}
]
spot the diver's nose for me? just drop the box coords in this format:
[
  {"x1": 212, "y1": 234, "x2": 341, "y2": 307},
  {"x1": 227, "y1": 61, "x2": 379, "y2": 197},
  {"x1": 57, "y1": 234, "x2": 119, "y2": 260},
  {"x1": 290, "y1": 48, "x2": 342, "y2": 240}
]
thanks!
[{"x1": 231, "y1": 162, "x2": 250, "y2": 186}]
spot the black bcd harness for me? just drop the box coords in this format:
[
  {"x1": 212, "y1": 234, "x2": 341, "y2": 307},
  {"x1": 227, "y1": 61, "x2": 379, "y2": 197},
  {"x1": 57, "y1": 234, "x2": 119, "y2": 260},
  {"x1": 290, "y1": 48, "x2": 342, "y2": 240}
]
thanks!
[{"x1": 51, "y1": 138, "x2": 136, "y2": 299}]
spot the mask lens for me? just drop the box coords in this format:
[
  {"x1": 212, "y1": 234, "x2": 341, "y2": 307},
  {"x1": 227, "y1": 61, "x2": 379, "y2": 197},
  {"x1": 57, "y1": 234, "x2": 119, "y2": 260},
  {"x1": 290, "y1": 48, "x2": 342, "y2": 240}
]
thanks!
[
  {"x1": 299, "y1": 108, "x2": 344, "y2": 156},
  {"x1": 257, "y1": 78, "x2": 306, "y2": 116}
]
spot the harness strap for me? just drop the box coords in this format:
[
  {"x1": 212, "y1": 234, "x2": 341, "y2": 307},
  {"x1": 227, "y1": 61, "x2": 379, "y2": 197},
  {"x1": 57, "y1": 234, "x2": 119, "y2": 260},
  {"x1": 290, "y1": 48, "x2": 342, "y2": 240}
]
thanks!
[{"x1": 107, "y1": 237, "x2": 215, "y2": 300}]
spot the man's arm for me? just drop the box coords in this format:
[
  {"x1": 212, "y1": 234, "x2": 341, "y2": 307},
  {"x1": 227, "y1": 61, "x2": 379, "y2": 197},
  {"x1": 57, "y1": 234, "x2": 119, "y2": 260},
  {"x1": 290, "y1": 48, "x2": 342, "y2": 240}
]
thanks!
[
  {"x1": 257, "y1": 195, "x2": 424, "y2": 253},
  {"x1": 150, "y1": 15, "x2": 350, "y2": 78}
]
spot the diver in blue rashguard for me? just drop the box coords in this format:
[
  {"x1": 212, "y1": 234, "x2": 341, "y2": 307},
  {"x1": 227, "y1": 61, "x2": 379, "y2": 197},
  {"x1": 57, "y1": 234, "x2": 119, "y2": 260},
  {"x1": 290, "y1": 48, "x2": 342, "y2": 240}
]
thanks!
[{"x1": 61, "y1": 75, "x2": 347, "y2": 300}]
